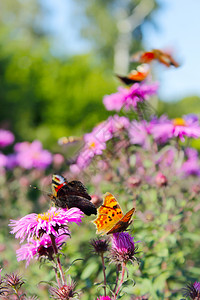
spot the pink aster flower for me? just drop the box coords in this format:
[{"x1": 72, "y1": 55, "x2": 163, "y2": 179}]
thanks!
[
  {"x1": 0, "y1": 129, "x2": 14, "y2": 148},
  {"x1": 179, "y1": 148, "x2": 200, "y2": 177},
  {"x1": 110, "y1": 232, "x2": 138, "y2": 264},
  {"x1": 128, "y1": 120, "x2": 152, "y2": 148},
  {"x1": 97, "y1": 297, "x2": 111, "y2": 300},
  {"x1": 9, "y1": 207, "x2": 84, "y2": 243},
  {"x1": 16, "y1": 231, "x2": 69, "y2": 267},
  {"x1": 0, "y1": 152, "x2": 7, "y2": 168},
  {"x1": 151, "y1": 114, "x2": 200, "y2": 143},
  {"x1": 14, "y1": 140, "x2": 52, "y2": 169},
  {"x1": 103, "y1": 82, "x2": 158, "y2": 112}
]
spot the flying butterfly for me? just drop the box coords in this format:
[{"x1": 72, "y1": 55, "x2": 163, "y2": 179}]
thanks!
[
  {"x1": 116, "y1": 63, "x2": 150, "y2": 85},
  {"x1": 93, "y1": 192, "x2": 135, "y2": 235},
  {"x1": 58, "y1": 136, "x2": 83, "y2": 146},
  {"x1": 51, "y1": 174, "x2": 97, "y2": 216},
  {"x1": 131, "y1": 49, "x2": 179, "y2": 68}
]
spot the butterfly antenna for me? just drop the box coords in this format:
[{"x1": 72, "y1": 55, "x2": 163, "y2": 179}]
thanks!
[{"x1": 29, "y1": 185, "x2": 52, "y2": 198}]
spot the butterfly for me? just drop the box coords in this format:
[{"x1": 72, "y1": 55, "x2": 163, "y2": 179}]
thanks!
[
  {"x1": 116, "y1": 64, "x2": 150, "y2": 85},
  {"x1": 58, "y1": 136, "x2": 83, "y2": 146},
  {"x1": 51, "y1": 174, "x2": 97, "y2": 216},
  {"x1": 131, "y1": 49, "x2": 179, "y2": 68},
  {"x1": 93, "y1": 192, "x2": 135, "y2": 235}
]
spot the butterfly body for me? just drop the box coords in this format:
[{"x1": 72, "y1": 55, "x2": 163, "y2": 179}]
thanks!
[
  {"x1": 93, "y1": 192, "x2": 135, "y2": 235},
  {"x1": 51, "y1": 174, "x2": 97, "y2": 216},
  {"x1": 116, "y1": 64, "x2": 149, "y2": 85}
]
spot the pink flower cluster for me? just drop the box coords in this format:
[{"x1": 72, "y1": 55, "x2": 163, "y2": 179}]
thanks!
[
  {"x1": 70, "y1": 115, "x2": 130, "y2": 172},
  {"x1": 9, "y1": 207, "x2": 84, "y2": 266},
  {"x1": 103, "y1": 82, "x2": 158, "y2": 111},
  {"x1": 128, "y1": 114, "x2": 200, "y2": 147},
  {"x1": 7, "y1": 140, "x2": 52, "y2": 169}
]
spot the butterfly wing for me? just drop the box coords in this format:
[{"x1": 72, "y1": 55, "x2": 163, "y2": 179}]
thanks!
[
  {"x1": 93, "y1": 192, "x2": 124, "y2": 235},
  {"x1": 116, "y1": 74, "x2": 140, "y2": 85},
  {"x1": 107, "y1": 207, "x2": 135, "y2": 234},
  {"x1": 53, "y1": 194, "x2": 97, "y2": 216},
  {"x1": 58, "y1": 180, "x2": 91, "y2": 200}
]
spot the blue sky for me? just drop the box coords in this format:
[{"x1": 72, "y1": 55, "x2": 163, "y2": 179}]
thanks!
[{"x1": 44, "y1": 0, "x2": 200, "y2": 102}]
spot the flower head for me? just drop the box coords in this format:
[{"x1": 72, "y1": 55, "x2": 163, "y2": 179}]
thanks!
[
  {"x1": 16, "y1": 231, "x2": 69, "y2": 267},
  {"x1": 14, "y1": 140, "x2": 52, "y2": 169},
  {"x1": 182, "y1": 281, "x2": 200, "y2": 299},
  {"x1": 90, "y1": 238, "x2": 110, "y2": 255},
  {"x1": 4, "y1": 273, "x2": 24, "y2": 290},
  {"x1": 110, "y1": 232, "x2": 138, "y2": 264},
  {"x1": 103, "y1": 82, "x2": 158, "y2": 112},
  {"x1": 9, "y1": 207, "x2": 84, "y2": 243},
  {"x1": 0, "y1": 129, "x2": 14, "y2": 148},
  {"x1": 97, "y1": 297, "x2": 111, "y2": 300},
  {"x1": 155, "y1": 172, "x2": 168, "y2": 187},
  {"x1": 151, "y1": 114, "x2": 200, "y2": 143},
  {"x1": 49, "y1": 278, "x2": 78, "y2": 299}
]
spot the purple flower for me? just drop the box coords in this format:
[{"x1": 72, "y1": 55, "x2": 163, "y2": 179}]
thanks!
[
  {"x1": 110, "y1": 232, "x2": 138, "y2": 264},
  {"x1": 103, "y1": 82, "x2": 158, "y2": 112},
  {"x1": 182, "y1": 281, "x2": 200, "y2": 299},
  {"x1": 151, "y1": 115, "x2": 200, "y2": 143},
  {"x1": 0, "y1": 152, "x2": 7, "y2": 168},
  {"x1": 97, "y1": 297, "x2": 111, "y2": 300},
  {"x1": 14, "y1": 140, "x2": 52, "y2": 169},
  {"x1": 128, "y1": 120, "x2": 151, "y2": 148},
  {"x1": 70, "y1": 116, "x2": 130, "y2": 172},
  {"x1": 0, "y1": 129, "x2": 14, "y2": 148},
  {"x1": 9, "y1": 207, "x2": 84, "y2": 243},
  {"x1": 180, "y1": 148, "x2": 200, "y2": 177},
  {"x1": 16, "y1": 231, "x2": 69, "y2": 267}
]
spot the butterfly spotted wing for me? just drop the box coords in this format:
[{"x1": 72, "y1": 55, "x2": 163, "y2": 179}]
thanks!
[
  {"x1": 116, "y1": 64, "x2": 149, "y2": 85},
  {"x1": 51, "y1": 174, "x2": 97, "y2": 216},
  {"x1": 93, "y1": 192, "x2": 135, "y2": 235}
]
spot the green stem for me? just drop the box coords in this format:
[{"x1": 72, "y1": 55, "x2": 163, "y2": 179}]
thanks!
[
  {"x1": 101, "y1": 253, "x2": 107, "y2": 297},
  {"x1": 50, "y1": 234, "x2": 65, "y2": 286},
  {"x1": 113, "y1": 262, "x2": 126, "y2": 299}
]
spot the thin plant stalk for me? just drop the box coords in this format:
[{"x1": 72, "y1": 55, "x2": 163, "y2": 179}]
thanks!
[
  {"x1": 50, "y1": 234, "x2": 65, "y2": 286},
  {"x1": 113, "y1": 262, "x2": 126, "y2": 300},
  {"x1": 101, "y1": 253, "x2": 107, "y2": 297}
]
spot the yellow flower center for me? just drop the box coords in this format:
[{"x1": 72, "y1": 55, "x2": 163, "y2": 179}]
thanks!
[
  {"x1": 89, "y1": 141, "x2": 96, "y2": 148},
  {"x1": 172, "y1": 118, "x2": 187, "y2": 127},
  {"x1": 37, "y1": 212, "x2": 58, "y2": 222}
]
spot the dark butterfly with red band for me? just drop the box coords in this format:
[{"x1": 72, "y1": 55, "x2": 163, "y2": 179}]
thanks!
[{"x1": 51, "y1": 174, "x2": 97, "y2": 216}]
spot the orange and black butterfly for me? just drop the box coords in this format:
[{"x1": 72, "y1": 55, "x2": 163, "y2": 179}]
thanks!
[
  {"x1": 116, "y1": 64, "x2": 150, "y2": 85},
  {"x1": 51, "y1": 174, "x2": 97, "y2": 216},
  {"x1": 93, "y1": 192, "x2": 135, "y2": 235},
  {"x1": 131, "y1": 49, "x2": 179, "y2": 68}
]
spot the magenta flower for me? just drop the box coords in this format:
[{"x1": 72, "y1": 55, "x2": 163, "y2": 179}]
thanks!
[
  {"x1": 0, "y1": 129, "x2": 14, "y2": 148},
  {"x1": 155, "y1": 172, "x2": 168, "y2": 187},
  {"x1": 14, "y1": 140, "x2": 52, "y2": 169},
  {"x1": 128, "y1": 120, "x2": 151, "y2": 148},
  {"x1": 9, "y1": 207, "x2": 84, "y2": 243},
  {"x1": 151, "y1": 115, "x2": 200, "y2": 143},
  {"x1": 0, "y1": 152, "x2": 7, "y2": 168},
  {"x1": 16, "y1": 231, "x2": 69, "y2": 267},
  {"x1": 180, "y1": 148, "x2": 200, "y2": 177},
  {"x1": 110, "y1": 232, "x2": 138, "y2": 264},
  {"x1": 182, "y1": 281, "x2": 200, "y2": 299},
  {"x1": 103, "y1": 82, "x2": 158, "y2": 112},
  {"x1": 97, "y1": 297, "x2": 111, "y2": 300}
]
